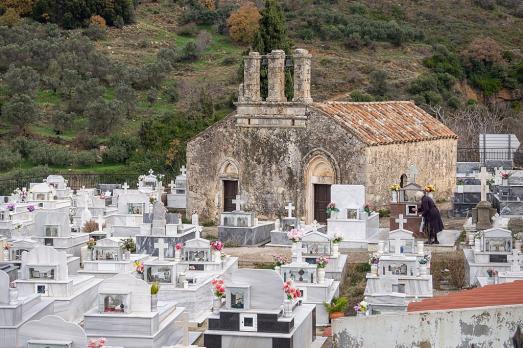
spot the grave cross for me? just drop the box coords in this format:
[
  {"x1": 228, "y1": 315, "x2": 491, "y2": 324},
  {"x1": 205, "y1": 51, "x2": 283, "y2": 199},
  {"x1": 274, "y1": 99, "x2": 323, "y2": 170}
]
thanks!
[
  {"x1": 232, "y1": 195, "x2": 245, "y2": 211},
  {"x1": 168, "y1": 180, "x2": 176, "y2": 192},
  {"x1": 148, "y1": 169, "x2": 154, "y2": 176},
  {"x1": 475, "y1": 167, "x2": 491, "y2": 202},
  {"x1": 122, "y1": 182, "x2": 129, "y2": 193},
  {"x1": 395, "y1": 214, "x2": 407, "y2": 230},
  {"x1": 285, "y1": 202, "x2": 295, "y2": 218},
  {"x1": 97, "y1": 214, "x2": 104, "y2": 233},
  {"x1": 180, "y1": 165, "x2": 187, "y2": 176},
  {"x1": 294, "y1": 242, "x2": 307, "y2": 264},
  {"x1": 509, "y1": 249, "x2": 522, "y2": 272},
  {"x1": 407, "y1": 164, "x2": 418, "y2": 184},
  {"x1": 154, "y1": 238, "x2": 167, "y2": 261},
  {"x1": 311, "y1": 220, "x2": 319, "y2": 233}
]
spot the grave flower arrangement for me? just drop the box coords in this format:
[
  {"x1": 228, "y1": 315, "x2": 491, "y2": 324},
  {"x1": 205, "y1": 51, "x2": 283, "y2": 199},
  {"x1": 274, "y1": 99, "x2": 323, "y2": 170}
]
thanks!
[
  {"x1": 332, "y1": 233, "x2": 343, "y2": 244},
  {"x1": 86, "y1": 238, "x2": 96, "y2": 250},
  {"x1": 134, "y1": 260, "x2": 144, "y2": 274},
  {"x1": 26, "y1": 204, "x2": 35, "y2": 212},
  {"x1": 317, "y1": 256, "x2": 329, "y2": 269},
  {"x1": 210, "y1": 240, "x2": 224, "y2": 251},
  {"x1": 283, "y1": 280, "x2": 299, "y2": 301},
  {"x1": 149, "y1": 196, "x2": 156, "y2": 204},
  {"x1": 6, "y1": 203, "x2": 15, "y2": 211},
  {"x1": 369, "y1": 255, "x2": 379, "y2": 265},
  {"x1": 211, "y1": 279, "x2": 225, "y2": 298},
  {"x1": 424, "y1": 184, "x2": 436, "y2": 193},
  {"x1": 287, "y1": 228, "x2": 305, "y2": 242},
  {"x1": 4, "y1": 242, "x2": 12, "y2": 250},
  {"x1": 486, "y1": 269, "x2": 498, "y2": 277},
  {"x1": 363, "y1": 204, "x2": 373, "y2": 216},
  {"x1": 514, "y1": 232, "x2": 521, "y2": 241},
  {"x1": 273, "y1": 254, "x2": 288, "y2": 266},
  {"x1": 353, "y1": 300, "x2": 368, "y2": 314},
  {"x1": 501, "y1": 172, "x2": 511, "y2": 179},
  {"x1": 121, "y1": 237, "x2": 136, "y2": 252},
  {"x1": 87, "y1": 338, "x2": 106, "y2": 348},
  {"x1": 175, "y1": 242, "x2": 183, "y2": 250},
  {"x1": 418, "y1": 255, "x2": 430, "y2": 265},
  {"x1": 326, "y1": 202, "x2": 339, "y2": 216},
  {"x1": 390, "y1": 184, "x2": 401, "y2": 191}
]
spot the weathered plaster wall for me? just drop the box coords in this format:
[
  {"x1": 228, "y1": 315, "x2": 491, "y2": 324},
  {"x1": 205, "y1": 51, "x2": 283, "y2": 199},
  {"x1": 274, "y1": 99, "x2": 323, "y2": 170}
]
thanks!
[
  {"x1": 333, "y1": 304, "x2": 523, "y2": 348},
  {"x1": 365, "y1": 138, "x2": 457, "y2": 207},
  {"x1": 186, "y1": 108, "x2": 367, "y2": 222}
]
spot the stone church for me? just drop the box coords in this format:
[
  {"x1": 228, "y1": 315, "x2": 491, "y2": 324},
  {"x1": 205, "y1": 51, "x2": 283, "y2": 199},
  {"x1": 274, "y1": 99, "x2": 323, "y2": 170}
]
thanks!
[{"x1": 186, "y1": 49, "x2": 457, "y2": 223}]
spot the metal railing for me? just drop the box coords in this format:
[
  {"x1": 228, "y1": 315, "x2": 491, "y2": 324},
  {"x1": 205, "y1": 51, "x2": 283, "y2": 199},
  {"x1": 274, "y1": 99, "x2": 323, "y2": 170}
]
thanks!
[{"x1": 457, "y1": 147, "x2": 515, "y2": 163}]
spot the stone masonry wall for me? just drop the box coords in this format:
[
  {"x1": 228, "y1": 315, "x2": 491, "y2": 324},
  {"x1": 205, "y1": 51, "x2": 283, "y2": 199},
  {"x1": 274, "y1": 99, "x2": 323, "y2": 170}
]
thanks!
[
  {"x1": 186, "y1": 108, "x2": 367, "y2": 222},
  {"x1": 365, "y1": 138, "x2": 457, "y2": 208}
]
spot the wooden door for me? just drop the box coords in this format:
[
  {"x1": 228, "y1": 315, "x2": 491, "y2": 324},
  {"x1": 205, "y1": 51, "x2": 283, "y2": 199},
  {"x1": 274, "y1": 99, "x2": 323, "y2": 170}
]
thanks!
[
  {"x1": 223, "y1": 180, "x2": 238, "y2": 212},
  {"x1": 314, "y1": 184, "x2": 331, "y2": 223}
]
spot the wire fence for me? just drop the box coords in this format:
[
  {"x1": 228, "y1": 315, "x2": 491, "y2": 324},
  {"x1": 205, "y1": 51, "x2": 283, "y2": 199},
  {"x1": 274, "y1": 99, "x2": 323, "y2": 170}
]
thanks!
[{"x1": 457, "y1": 147, "x2": 516, "y2": 163}]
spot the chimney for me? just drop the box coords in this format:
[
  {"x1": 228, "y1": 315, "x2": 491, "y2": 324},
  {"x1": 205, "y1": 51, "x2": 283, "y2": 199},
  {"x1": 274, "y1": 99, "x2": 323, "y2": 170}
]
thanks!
[
  {"x1": 292, "y1": 48, "x2": 313, "y2": 104},
  {"x1": 266, "y1": 50, "x2": 287, "y2": 102},
  {"x1": 241, "y1": 51, "x2": 261, "y2": 102}
]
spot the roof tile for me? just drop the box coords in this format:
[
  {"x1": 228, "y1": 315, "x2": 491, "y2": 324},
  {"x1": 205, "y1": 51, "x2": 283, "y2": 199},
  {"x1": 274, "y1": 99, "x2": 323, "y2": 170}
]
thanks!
[{"x1": 312, "y1": 101, "x2": 458, "y2": 146}]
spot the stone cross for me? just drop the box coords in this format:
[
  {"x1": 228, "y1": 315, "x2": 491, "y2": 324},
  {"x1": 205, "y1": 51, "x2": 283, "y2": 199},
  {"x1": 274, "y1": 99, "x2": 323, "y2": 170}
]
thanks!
[
  {"x1": 395, "y1": 214, "x2": 407, "y2": 230},
  {"x1": 122, "y1": 182, "x2": 129, "y2": 193},
  {"x1": 180, "y1": 165, "x2": 187, "y2": 176},
  {"x1": 168, "y1": 180, "x2": 176, "y2": 192},
  {"x1": 475, "y1": 167, "x2": 491, "y2": 202},
  {"x1": 407, "y1": 164, "x2": 418, "y2": 184},
  {"x1": 311, "y1": 220, "x2": 319, "y2": 233},
  {"x1": 97, "y1": 214, "x2": 104, "y2": 233},
  {"x1": 509, "y1": 249, "x2": 522, "y2": 272},
  {"x1": 293, "y1": 243, "x2": 307, "y2": 264},
  {"x1": 232, "y1": 195, "x2": 245, "y2": 211},
  {"x1": 285, "y1": 202, "x2": 295, "y2": 218},
  {"x1": 195, "y1": 225, "x2": 202, "y2": 239},
  {"x1": 154, "y1": 238, "x2": 167, "y2": 261},
  {"x1": 191, "y1": 213, "x2": 199, "y2": 226},
  {"x1": 148, "y1": 169, "x2": 154, "y2": 176}
]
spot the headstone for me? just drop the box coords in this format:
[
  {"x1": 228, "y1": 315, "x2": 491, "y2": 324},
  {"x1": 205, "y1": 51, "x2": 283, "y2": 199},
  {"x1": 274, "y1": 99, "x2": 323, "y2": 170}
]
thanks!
[{"x1": 407, "y1": 164, "x2": 418, "y2": 184}]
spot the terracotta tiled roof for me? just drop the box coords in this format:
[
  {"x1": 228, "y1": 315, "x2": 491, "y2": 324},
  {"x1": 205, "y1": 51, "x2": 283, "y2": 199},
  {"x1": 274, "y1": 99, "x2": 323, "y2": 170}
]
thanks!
[
  {"x1": 312, "y1": 101, "x2": 457, "y2": 146},
  {"x1": 408, "y1": 281, "x2": 523, "y2": 312}
]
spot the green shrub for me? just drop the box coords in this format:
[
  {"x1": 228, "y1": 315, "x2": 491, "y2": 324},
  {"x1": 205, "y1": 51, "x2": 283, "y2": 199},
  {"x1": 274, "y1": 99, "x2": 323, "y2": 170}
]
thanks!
[
  {"x1": 378, "y1": 208, "x2": 390, "y2": 217},
  {"x1": 350, "y1": 90, "x2": 374, "y2": 102},
  {"x1": 74, "y1": 150, "x2": 97, "y2": 166},
  {"x1": 471, "y1": 74, "x2": 502, "y2": 96},
  {"x1": 0, "y1": 148, "x2": 22, "y2": 171},
  {"x1": 28, "y1": 143, "x2": 74, "y2": 167}
]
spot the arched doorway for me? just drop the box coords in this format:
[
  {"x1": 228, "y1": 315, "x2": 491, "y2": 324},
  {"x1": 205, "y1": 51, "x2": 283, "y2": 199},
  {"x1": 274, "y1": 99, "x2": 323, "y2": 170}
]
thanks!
[
  {"x1": 219, "y1": 159, "x2": 240, "y2": 212},
  {"x1": 304, "y1": 152, "x2": 337, "y2": 223}
]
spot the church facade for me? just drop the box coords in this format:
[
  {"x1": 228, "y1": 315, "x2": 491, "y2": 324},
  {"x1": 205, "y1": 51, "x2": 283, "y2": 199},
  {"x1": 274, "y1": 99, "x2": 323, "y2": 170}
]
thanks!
[{"x1": 186, "y1": 49, "x2": 457, "y2": 223}]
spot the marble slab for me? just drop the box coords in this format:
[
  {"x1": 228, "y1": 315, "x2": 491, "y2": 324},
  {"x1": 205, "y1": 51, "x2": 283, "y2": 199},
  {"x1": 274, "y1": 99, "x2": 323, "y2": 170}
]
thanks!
[{"x1": 218, "y1": 222, "x2": 274, "y2": 246}]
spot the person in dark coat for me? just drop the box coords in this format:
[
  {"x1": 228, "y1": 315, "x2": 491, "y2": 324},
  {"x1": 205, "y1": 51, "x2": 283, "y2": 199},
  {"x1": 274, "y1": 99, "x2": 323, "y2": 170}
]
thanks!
[{"x1": 416, "y1": 191, "x2": 444, "y2": 244}]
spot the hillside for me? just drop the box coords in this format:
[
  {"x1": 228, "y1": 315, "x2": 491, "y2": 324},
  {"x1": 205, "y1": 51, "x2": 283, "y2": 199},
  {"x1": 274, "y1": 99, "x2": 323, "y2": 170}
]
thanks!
[{"x1": 0, "y1": 0, "x2": 522, "y2": 182}]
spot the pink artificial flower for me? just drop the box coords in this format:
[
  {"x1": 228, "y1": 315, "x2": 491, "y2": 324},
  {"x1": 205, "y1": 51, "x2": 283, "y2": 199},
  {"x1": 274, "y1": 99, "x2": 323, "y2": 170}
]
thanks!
[{"x1": 175, "y1": 243, "x2": 183, "y2": 250}]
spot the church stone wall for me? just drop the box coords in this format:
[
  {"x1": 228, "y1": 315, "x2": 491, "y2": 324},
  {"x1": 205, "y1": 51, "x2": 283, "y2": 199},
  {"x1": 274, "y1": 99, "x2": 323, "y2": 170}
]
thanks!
[
  {"x1": 365, "y1": 138, "x2": 457, "y2": 208},
  {"x1": 186, "y1": 109, "x2": 367, "y2": 222}
]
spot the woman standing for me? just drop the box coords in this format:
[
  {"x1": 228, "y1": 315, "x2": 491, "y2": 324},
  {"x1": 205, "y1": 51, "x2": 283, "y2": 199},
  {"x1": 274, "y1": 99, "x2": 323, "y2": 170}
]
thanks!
[{"x1": 416, "y1": 191, "x2": 444, "y2": 244}]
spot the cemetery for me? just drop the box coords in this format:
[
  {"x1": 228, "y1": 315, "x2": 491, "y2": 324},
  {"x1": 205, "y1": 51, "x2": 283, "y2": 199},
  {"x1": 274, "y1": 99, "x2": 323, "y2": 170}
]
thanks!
[{"x1": 0, "y1": 46, "x2": 521, "y2": 348}]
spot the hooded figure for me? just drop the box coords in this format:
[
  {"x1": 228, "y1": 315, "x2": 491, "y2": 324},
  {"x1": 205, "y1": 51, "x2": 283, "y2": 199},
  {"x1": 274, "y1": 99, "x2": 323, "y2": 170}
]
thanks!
[{"x1": 416, "y1": 191, "x2": 444, "y2": 244}]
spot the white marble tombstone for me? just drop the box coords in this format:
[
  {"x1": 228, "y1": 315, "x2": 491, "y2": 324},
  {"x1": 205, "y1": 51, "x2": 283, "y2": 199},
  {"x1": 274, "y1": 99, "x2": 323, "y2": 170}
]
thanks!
[
  {"x1": 331, "y1": 185, "x2": 365, "y2": 215},
  {"x1": 18, "y1": 315, "x2": 88, "y2": 348}
]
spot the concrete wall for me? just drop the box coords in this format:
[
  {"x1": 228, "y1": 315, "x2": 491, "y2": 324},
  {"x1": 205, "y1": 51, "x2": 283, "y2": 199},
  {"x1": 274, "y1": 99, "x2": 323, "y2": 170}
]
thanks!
[
  {"x1": 366, "y1": 138, "x2": 457, "y2": 207},
  {"x1": 333, "y1": 304, "x2": 523, "y2": 348},
  {"x1": 186, "y1": 108, "x2": 367, "y2": 221}
]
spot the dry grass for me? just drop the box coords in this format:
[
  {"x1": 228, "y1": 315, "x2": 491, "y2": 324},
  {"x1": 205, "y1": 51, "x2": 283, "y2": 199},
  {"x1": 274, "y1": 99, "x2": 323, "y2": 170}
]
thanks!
[{"x1": 431, "y1": 250, "x2": 467, "y2": 290}]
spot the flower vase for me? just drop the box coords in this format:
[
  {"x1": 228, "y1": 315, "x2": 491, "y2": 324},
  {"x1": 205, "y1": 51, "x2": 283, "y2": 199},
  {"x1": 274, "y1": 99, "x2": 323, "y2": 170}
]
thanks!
[
  {"x1": 174, "y1": 249, "x2": 181, "y2": 262},
  {"x1": 391, "y1": 191, "x2": 398, "y2": 203},
  {"x1": 332, "y1": 243, "x2": 339, "y2": 257},
  {"x1": 427, "y1": 192, "x2": 434, "y2": 199},
  {"x1": 213, "y1": 250, "x2": 221, "y2": 263},
  {"x1": 516, "y1": 240, "x2": 522, "y2": 251},
  {"x1": 9, "y1": 288, "x2": 18, "y2": 305},
  {"x1": 125, "y1": 250, "x2": 131, "y2": 260},
  {"x1": 467, "y1": 232, "x2": 475, "y2": 246},
  {"x1": 283, "y1": 299, "x2": 293, "y2": 318},
  {"x1": 3, "y1": 249, "x2": 9, "y2": 261},
  {"x1": 457, "y1": 185, "x2": 464, "y2": 193},
  {"x1": 419, "y1": 264, "x2": 427, "y2": 276},
  {"x1": 502, "y1": 178, "x2": 508, "y2": 186},
  {"x1": 151, "y1": 294, "x2": 158, "y2": 311},
  {"x1": 318, "y1": 267, "x2": 326, "y2": 284},
  {"x1": 371, "y1": 264, "x2": 378, "y2": 276},
  {"x1": 274, "y1": 265, "x2": 281, "y2": 273},
  {"x1": 213, "y1": 297, "x2": 222, "y2": 314}
]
